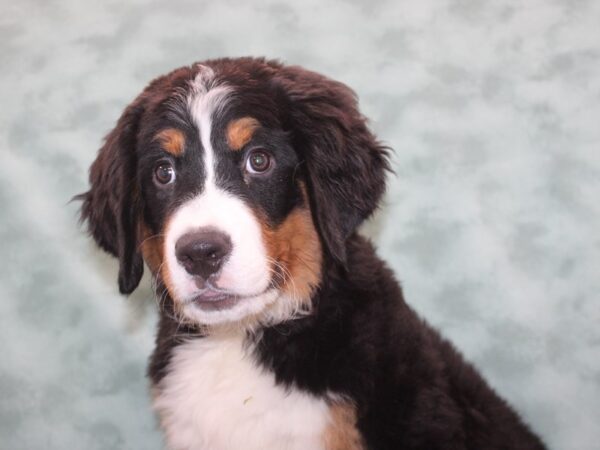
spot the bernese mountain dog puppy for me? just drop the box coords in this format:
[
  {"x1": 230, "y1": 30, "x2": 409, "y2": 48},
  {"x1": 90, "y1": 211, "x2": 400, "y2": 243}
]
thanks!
[{"x1": 78, "y1": 57, "x2": 546, "y2": 450}]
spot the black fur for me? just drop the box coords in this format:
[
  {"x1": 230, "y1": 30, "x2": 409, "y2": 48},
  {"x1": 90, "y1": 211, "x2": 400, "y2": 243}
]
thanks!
[
  {"x1": 255, "y1": 235, "x2": 545, "y2": 449},
  {"x1": 79, "y1": 57, "x2": 546, "y2": 449},
  {"x1": 77, "y1": 98, "x2": 146, "y2": 294}
]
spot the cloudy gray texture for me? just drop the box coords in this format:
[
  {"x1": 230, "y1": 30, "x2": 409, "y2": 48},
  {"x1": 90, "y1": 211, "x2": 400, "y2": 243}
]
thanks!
[{"x1": 1, "y1": 0, "x2": 599, "y2": 448}]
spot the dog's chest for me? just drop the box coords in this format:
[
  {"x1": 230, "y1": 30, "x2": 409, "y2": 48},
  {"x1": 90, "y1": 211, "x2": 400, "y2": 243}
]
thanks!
[{"x1": 152, "y1": 335, "x2": 330, "y2": 450}]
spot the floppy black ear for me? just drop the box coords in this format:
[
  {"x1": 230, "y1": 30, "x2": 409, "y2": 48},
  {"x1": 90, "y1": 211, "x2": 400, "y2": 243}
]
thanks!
[
  {"x1": 77, "y1": 100, "x2": 145, "y2": 294},
  {"x1": 275, "y1": 66, "x2": 391, "y2": 265}
]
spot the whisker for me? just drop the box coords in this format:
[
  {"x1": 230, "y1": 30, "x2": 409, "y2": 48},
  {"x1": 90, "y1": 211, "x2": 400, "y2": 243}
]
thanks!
[{"x1": 137, "y1": 233, "x2": 166, "y2": 252}]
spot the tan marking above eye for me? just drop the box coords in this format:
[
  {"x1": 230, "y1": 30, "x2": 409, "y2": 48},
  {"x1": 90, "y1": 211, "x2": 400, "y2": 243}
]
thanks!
[
  {"x1": 154, "y1": 128, "x2": 186, "y2": 156},
  {"x1": 226, "y1": 117, "x2": 261, "y2": 151}
]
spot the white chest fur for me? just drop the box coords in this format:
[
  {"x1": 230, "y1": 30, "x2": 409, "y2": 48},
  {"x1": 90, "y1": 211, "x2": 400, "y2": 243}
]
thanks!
[{"x1": 152, "y1": 334, "x2": 330, "y2": 450}]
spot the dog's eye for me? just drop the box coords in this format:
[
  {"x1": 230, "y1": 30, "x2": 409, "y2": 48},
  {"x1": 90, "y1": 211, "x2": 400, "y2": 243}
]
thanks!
[
  {"x1": 245, "y1": 150, "x2": 272, "y2": 174},
  {"x1": 154, "y1": 162, "x2": 176, "y2": 185}
]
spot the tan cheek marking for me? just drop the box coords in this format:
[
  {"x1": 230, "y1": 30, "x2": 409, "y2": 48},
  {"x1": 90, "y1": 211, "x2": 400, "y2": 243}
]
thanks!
[
  {"x1": 154, "y1": 128, "x2": 185, "y2": 156},
  {"x1": 159, "y1": 216, "x2": 177, "y2": 300},
  {"x1": 323, "y1": 402, "x2": 365, "y2": 450},
  {"x1": 261, "y1": 186, "x2": 322, "y2": 303},
  {"x1": 148, "y1": 218, "x2": 188, "y2": 322},
  {"x1": 226, "y1": 117, "x2": 260, "y2": 151},
  {"x1": 139, "y1": 223, "x2": 164, "y2": 274}
]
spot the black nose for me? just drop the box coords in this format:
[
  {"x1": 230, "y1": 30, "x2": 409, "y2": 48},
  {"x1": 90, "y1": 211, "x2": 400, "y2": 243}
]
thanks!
[{"x1": 175, "y1": 229, "x2": 232, "y2": 280}]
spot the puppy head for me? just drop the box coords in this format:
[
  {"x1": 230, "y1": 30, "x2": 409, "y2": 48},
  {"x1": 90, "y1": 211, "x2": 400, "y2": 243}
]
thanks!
[{"x1": 79, "y1": 58, "x2": 389, "y2": 328}]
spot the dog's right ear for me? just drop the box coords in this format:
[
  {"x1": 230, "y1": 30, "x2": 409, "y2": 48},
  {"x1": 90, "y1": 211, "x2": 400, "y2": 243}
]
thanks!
[{"x1": 75, "y1": 98, "x2": 146, "y2": 295}]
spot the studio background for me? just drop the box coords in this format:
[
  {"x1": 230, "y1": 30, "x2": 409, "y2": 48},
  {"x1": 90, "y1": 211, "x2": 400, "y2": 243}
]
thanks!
[{"x1": 1, "y1": 0, "x2": 599, "y2": 448}]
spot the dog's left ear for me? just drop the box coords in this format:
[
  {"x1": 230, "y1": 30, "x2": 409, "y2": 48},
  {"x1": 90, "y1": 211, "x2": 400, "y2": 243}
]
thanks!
[
  {"x1": 274, "y1": 66, "x2": 391, "y2": 265},
  {"x1": 77, "y1": 98, "x2": 146, "y2": 294}
]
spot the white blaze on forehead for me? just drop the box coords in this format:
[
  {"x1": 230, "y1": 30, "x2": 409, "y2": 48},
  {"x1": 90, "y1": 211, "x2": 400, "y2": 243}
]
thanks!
[
  {"x1": 162, "y1": 65, "x2": 276, "y2": 325},
  {"x1": 187, "y1": 65, "x2": 230, "y2": 186}
]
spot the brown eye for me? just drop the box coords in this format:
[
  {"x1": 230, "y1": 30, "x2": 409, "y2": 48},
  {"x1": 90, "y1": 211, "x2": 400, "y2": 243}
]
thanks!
[
  {"x1": 246, "y1": 150, "x2": 272, "y2": 174},
  {"x1": 154, "y1": 162, "x2": 175, "y2": 185}
]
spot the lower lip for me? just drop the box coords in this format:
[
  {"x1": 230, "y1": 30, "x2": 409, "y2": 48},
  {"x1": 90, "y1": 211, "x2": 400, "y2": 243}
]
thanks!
[{"x1": 190, "y1": 292, "x2": 240, "y2": 311}]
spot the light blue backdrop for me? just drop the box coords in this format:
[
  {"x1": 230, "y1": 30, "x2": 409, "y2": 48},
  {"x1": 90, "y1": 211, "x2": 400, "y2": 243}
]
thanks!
[{"x1": 1, "y1": 0, "x2": 599, "y2": 448}]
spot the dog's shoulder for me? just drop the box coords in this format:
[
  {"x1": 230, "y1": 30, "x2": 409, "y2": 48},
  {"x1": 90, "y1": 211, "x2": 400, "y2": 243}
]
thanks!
[{"x1": 255, "y1": 234, "x2": 546, "y2": 449}]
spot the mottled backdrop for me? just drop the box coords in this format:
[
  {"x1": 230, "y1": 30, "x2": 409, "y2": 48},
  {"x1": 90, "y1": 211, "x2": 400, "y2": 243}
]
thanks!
[{"x1": 1, "y1": 0, "x2": 599, "y2": 449}]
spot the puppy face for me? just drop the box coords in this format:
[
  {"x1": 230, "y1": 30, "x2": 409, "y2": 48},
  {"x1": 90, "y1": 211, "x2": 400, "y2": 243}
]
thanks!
[
  {"x1": 79, "y1": 58, "x2": 388, "y2": 329},
  {"x1": 137, "y1": 67, "x2": 321, "y2": 326}
]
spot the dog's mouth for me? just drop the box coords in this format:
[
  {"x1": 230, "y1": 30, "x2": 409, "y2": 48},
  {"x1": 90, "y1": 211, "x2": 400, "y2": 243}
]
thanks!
[
  {"x1": 185, "y1": 285, "x2": 276, "y2": 312},
  {"x1": 188, "y1": 289, "x2": 240, "y2": 311}
]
